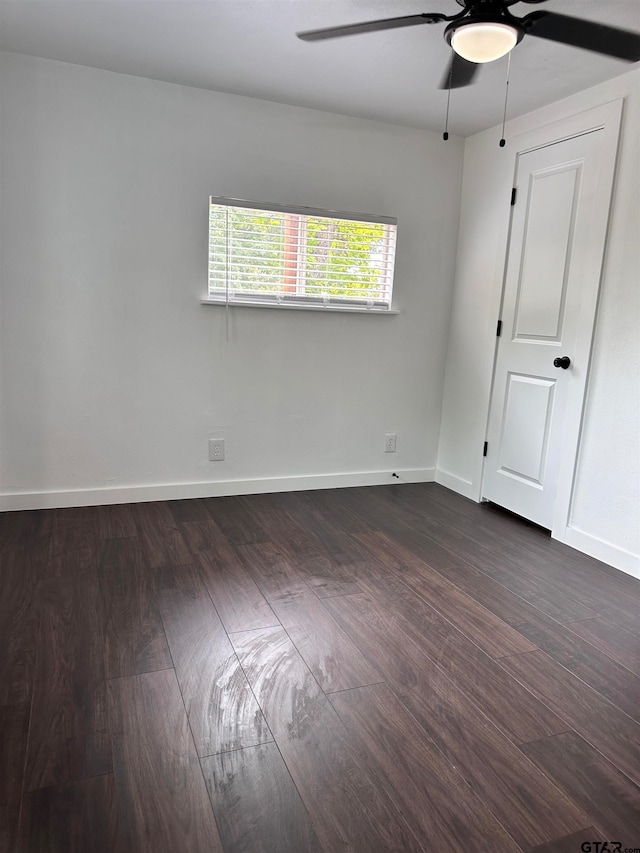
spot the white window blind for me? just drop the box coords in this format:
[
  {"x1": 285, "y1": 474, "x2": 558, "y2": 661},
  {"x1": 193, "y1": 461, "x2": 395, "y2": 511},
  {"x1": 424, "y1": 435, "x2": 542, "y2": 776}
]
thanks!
[{"x1": 208, "y1": 197, "x2": 397, "y2": 311}]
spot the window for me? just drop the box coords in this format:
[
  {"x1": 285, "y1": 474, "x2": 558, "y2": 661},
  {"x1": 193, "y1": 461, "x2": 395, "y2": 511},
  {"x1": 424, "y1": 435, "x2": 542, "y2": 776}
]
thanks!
[{"x1": 207, "y1": 197, "x2": 397, "y2": 311}]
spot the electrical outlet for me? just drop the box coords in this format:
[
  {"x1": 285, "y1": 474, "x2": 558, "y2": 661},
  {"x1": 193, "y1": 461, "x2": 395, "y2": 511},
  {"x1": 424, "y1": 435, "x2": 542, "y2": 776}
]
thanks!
[
  {"x1": 209, "y1": 438, "x2": 225, "y2": 461},
  {"x1": 384, "y1": 433, "x2": 397, "y2": 453}
]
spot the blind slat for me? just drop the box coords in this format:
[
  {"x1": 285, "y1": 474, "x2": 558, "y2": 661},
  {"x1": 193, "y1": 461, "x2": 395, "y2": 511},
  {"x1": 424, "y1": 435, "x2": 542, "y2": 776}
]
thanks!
[
  {"x1": 209, "y1": 270, "x2": 393, "y2": 283},
  {"x1": 207, "y1": 292, "x2": 391, "y2": 308},
  {"x1": 211, "y1": 285, "x2": 389, "y2": 299},
  {"x1": 210, "y1": 196, "x2": 396, "y2": 226},
  {"x1": 209, "y1": 247, "x2": 397, "y2": 259},
  {"x1": 209, "y1": 238, "x2": 394, "y2": 255}
]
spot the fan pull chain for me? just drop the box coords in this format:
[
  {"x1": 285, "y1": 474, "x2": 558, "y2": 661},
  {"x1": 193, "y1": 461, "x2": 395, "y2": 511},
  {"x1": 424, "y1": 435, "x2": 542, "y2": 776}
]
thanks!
[
  {"x1": 443, "y1": 56, "x2": 453, "y2": 141},
  {"x1": 499, "y1": 51, "x2": 512, "y2": 148}
]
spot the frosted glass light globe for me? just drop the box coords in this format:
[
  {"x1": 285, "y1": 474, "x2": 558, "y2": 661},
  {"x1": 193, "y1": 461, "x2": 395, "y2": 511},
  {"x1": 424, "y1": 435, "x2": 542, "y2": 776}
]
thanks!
[{"x1": 451, "y1": 22, "x2": 519, "y2": 63}]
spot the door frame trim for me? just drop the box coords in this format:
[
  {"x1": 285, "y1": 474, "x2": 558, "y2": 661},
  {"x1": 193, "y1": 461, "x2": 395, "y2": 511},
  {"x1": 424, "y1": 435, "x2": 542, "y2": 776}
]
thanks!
[{"x1": 480, "y1": 99, "x2": 623, "y2": 547}]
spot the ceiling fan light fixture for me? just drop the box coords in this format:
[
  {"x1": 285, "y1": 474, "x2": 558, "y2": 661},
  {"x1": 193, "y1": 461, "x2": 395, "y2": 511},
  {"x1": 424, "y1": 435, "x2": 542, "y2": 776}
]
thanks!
[{"x1": 450, "y1": 22, "x2": 519, "y2": 63}]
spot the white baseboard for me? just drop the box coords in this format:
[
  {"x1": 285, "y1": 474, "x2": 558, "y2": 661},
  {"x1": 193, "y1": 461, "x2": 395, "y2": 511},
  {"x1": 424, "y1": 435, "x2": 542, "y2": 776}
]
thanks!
[
  {"x1": 560, "y1": 526, "x2": 640, "y2": 581},
  {"x1": 0, "y1": 467, "x2": 436, "y2": 512},
  {"x1": 435, "y1": 468, "x2": 477, "y2": 501}
]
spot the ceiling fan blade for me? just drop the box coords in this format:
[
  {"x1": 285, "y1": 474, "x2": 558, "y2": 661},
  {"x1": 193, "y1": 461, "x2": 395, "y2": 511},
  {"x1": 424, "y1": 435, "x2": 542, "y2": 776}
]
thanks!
[
  {"x1": 439, "y1": 53, "x2": 480, "y2": 90},
  {"x1": 297, "y1": 13, "x2": 447, "y2": 42},
  {"x1": 523, "y1": 11, "x2": 640, "y2": 62}
]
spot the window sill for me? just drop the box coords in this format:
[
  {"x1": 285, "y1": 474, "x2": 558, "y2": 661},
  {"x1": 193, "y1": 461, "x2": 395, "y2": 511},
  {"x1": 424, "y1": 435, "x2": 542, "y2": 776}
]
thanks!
[{"x1": 200, "y1": 298, "x2": 399, "y2": 315}]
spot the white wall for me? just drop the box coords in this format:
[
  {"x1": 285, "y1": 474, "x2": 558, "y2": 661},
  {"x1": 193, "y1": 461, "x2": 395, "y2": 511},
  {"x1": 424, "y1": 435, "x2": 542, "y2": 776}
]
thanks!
[
  {"x1": 0, "y1": 52, "x2": 464, "y2": 508},
  {"x1": 437, "y1": 69, "x2": 640, "y2": 576}
]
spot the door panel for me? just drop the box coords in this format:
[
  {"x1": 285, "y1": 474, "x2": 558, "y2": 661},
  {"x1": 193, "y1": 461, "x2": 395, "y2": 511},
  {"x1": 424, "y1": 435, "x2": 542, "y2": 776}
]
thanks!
[
  {"x1": 483, "y1": 130, "x2": 611, "y2": 529},
  {"x1": 499, "y1": 374, "x2": 556, "y2": 486},
  {"x1": 514, "y1": 164, "x2": 581, "y2": 341}
]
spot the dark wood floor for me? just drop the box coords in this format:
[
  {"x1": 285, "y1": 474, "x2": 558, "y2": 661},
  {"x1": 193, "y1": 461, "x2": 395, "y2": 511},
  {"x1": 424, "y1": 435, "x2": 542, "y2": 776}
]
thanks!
[{"x1": 1, "y1": 483, "x2": 639, "y2": 853}]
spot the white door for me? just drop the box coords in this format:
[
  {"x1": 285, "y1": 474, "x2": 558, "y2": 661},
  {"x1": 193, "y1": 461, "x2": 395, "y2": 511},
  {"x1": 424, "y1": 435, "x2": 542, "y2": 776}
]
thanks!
[{"x1": 482, "y1": 128, "x2": 617, "y2": 529}]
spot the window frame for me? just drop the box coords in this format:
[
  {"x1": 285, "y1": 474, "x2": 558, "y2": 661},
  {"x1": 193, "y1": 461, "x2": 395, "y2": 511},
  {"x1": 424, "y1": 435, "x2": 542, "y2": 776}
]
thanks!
[{"x1": 204, "y1": 196, "x2": 399, "y2": 314}]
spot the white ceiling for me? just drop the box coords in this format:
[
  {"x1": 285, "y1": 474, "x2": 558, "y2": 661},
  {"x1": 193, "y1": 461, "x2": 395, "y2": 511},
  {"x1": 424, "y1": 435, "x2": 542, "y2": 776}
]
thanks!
[{"x1": 0, "y1": 0, "x2": 638, "y2": 136}]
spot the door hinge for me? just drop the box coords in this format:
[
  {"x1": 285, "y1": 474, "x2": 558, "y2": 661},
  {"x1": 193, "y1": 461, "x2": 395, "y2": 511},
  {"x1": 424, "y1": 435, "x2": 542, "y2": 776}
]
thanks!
[
  {"x1": 511, "y1": 187, "x2": 517, "y2": 206},
  {"x1": 483, "y1": 441, "x2": 488, "y2": 457},
  {"x1": 496, "y1": 319, "x2": 502, "y2": 337}
]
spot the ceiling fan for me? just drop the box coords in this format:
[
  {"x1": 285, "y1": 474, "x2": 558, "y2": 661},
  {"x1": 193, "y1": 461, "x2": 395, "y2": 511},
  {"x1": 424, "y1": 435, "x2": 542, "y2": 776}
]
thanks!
[{"x1": 297, "y1": 0, "x2": 640, "y2": 91}]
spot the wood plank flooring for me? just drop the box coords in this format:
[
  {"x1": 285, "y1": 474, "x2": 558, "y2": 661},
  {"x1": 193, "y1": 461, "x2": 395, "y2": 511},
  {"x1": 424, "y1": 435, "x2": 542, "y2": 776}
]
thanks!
[{"x1": 1, "y1": 483, "x2": 639, "y2": 852}]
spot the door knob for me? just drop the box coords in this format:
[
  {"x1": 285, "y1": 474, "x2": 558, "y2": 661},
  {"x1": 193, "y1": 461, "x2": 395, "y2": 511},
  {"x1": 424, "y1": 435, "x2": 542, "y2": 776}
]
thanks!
[{"x1": 553, "y1": 356, "x2": 571, "y2": 369}]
